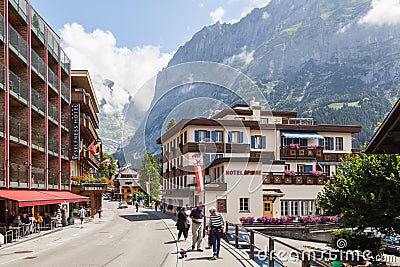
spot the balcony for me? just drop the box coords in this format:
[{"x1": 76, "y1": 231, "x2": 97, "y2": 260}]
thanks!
[
  {"x1": 48, "y1": 136, "x2": 58, "y2": 156},
  {"x1": 60, "y1": 48, "x2": 70, "y2": 75},
  {"x1": 30, "y1": 8, "x2": 46, "y2": 44},
  {"x1": 61, "y1": 173, "x2": 70, "y2": 190},
  {"x1": 47, "y1": 31, "x2": 59, "y2": 61},
  {"x1": 263, "y1": 172, "x2": 331, "y2": 185},
  {"x1": 9, "y1": 70, "x2": 28, "y2": 105},
  {"x1": 31, "y1": 166, "x2": 45, "y2": 189},
  {"x1": 61, "y1": 143, "x2": 69, "y2": 160},
  {"x1": 48, "y1": 169, "x2": 58, "y2": 189},
  {"x1": 0, "y1": 162, "x2": 4, "y2": 187},
  {"x1": 31, "y1": 87, "x2": 46, "y2": 117},
  {"x1": 9, "y1": 0, "x2": 28, "y2": 23},
  {"x1": 48, "y1": 67, "x2": 58, "y2": 94},
  {"x1": 71, "y1": 90, "x2": 99, "y2": 127},
  {"x1": 9, "y1": 162, "x2": 28, "y2": 188},
  {"x1": 0, "y1": 62, "x2": 4, "y2": 91},
  {"x1": 0, "y1": 12, "x2": 4, "y2": 43},
  {"x1": 9, "y1": 115, "x2": 28, "y2": 145},
  {"x1": 48, "y1": 101, "x2": 58, "y2": 125},
  {"x1": 8, "y1": 24, "x2": 28, "y2": 63},
  {"x1": 31, "y1": 126, "x2": 45, "y2": 152},
  {"x1": 61, "y1": 113, "x2": 69, "y2": 132},
  {"x1": 81, "y1": 114, "x2": 98, "y2": 140},
  {"x1": 280, "y1": 146, "x2": 323, "y2": 160},
  {"x1": 31, "y1": 49, "x2": 46, "y2": 81},
  {"x1": 322, "y1": 153, "x2": 347, "y2": 162},
  {"x1": 61, "y1": 81, "x2": 70, "y2": 103},
  {"x1": 179, "y1": 142, "x2": 250, "y2": 155}
]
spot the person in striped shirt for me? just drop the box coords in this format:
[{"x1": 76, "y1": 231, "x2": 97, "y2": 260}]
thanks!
[{"x1": 208, "y1": 207, "x2": 225, "y2": 260}]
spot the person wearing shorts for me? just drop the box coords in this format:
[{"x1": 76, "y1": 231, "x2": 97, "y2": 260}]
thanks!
[{"x1": 78, "y1": 206, "x2": 86, "y2": 228}]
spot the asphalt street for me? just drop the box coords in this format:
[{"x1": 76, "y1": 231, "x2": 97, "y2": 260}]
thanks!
[{"x1": 0, "y1": 201, "x2": 178, "y2": 267}]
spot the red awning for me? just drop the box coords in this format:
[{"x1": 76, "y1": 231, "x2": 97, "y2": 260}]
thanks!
[{"x1": 0, "y1": 190, "x2": 89, "y2": 207}]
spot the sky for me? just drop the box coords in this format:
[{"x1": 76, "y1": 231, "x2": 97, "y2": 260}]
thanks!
[{"x1": 29, "y1": 0, "x2": 271, "y2": 115}]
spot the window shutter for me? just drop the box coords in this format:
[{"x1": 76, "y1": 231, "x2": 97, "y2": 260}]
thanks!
[
  {"x1": 228, "y1": 131, "x2": 232, "y2": 143},
  {"x1": 318, "y1": 138, "x2": 323, "y2": 147},
  {"x1": 305, "y1": 165, "x2": 313, "y2": 172},
  {"x1": 251, "y1": 136, "x2": 255, "y2": 148},
  {"x1": 240, "y1": 132, "x2": 244, "y2": 143},
  {"x1": 262, "y1": 136, "x2": 267, "y2": 149},
  {"x1": 194, "y1": 130, "x2": 199, "y2": 142},
  {"x1": 206, "y1": 131, "x2": 211, "y2": 141},
  {"x1": 206, "y1": 154, "x2": 211, "y2": 163},
  {"x1": 330, "y1": 137, "x2": 334, "y2": 150},
  {"x1": 211, "y1": 131, "x2": 216, "y2": 142},
  {"x1": 211, "y1": 154, "x2": 216, "y2": 161}
]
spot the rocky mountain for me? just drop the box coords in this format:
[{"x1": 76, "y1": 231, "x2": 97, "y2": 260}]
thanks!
[{"x1": 119, "y1": 0, "x2": 398, "y2": 168}]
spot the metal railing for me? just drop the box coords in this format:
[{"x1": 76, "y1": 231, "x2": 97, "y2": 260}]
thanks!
[
  {"x1": 9, "y1": 0, "x2": 28, "y2": 22},
  {"x1": 225, "y1": 222, "x2": 331, "y2": 267},
  {"x1": 30, "y1": 7, "x2": 46, "y2": 44},
  {"x1": 48, "y1": 101, "x2": 58, "y2": 123},
  {"x1": 31, "y1": 48, "x2": 46, "y2": 80},
  {"x1": 61, "y1": 81, "x2": 69, "y2": 103},
  {"x1": 31, "y1": 87, "x2": 46, "y2": 116},
  {"x1": 47, "y1": 31, "x2": 59, "y2": 61},
  {"x1": 61, "y1": 173, "x2": 70, "y2": 189},
  {"x1": 0, "y1": 161, "x2": 5, "y2": 186},
  {"x1": 31, "y1": 126, "x2": 45, "y2": 151},
  {"x1": 48, "y1": 136, "x2": 58, "y2": 155},
  {"x1": 9, "y1": 115, "x2": 28, "y2": 144},
  {"x1": 48, "y1": 67, "x2": 58, "y2": 93},
  {"x1": 60, "y1": 48, "x2": 70, "y2": 75},
  {"x1": 0, "y1": 12, "x2": 4, "y2": 41},
  {"x1": 9, "y1": 70, "x2": 28, "y2": 104},
  {"x1": 48, "y1": 169, "x2": 58, "y2": 189},
  {"x1": 9, "y1": 162, "x2": 28, "y2": 187},
  {"x1": 0, "y1": 62, "x2": 4, "y2": 90},
  {"x1": 8, "y1": 24, "x2": 27, "y2": 61},
  {"x1": 31, "y1": 166, "x2": 45, "y2": 189}
]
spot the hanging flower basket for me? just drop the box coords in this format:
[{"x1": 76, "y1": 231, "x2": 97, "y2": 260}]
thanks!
[
  {"x1": 289, "y1": 143, "x2": 300, "y2": 149},
  {"x1": 284, "y1": 170, "x2": 296, "y2": 177},
  {"x1": 309, "y1": 170, "x2": 323, "y2": 176}
]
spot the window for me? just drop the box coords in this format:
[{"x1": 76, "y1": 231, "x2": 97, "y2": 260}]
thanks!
[
  {"x1": 291, "y1": 201, "x2": 299, "y2": 216},
  {"x1": 297, "y1": 165, "x2": 305, "y2": 173},
  {"x1": 239, "y1": 198, "x2": 249, "y2": 212},
  {"x1": 284, "y1": 164, "x2": 290, "y2": 171},
  {"x1": 229, "y1": 131, "x2": 243, "y2": 143},
  {"x1": 335, "y1": 137, "x2": 343, "y2": 151},
  {"x1": 281, "y1": 201, "x2": 288, "y2": 216},
  {"x1": 322, "y1": 165, "x2": 330, "y2": 175},
  {"x1": 264, "y1": 202, "x2": 271, "y2": 212},
  {"x1": 324, "y1": 137, "x2": 335, "y2": 150},
  {"x1": 282, "y1": 138, "x2": 308, "y2": 147},
  {"x1": 251, "y1": 135, "x2": 266, "y2": 149},
  {"x1": 215, "y1": 153, "x2": 223, "y2": 159},
  {"x1": 198, "y1": 130, "x2": 207, "y2": 142},
  {"x1": 214, "y1": 131, "x2": 223, "y2": 142},
  {"x1": 217, "y1": 199, "x2": 227, "y2": 212},
  {"x1": 260, "y1": 118, "x2": 268, "y2": 124}
]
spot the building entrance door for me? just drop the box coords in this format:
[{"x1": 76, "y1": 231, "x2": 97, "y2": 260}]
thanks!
[{"x1": 263, "y1": 200, "x2": 273, "y2": 218}]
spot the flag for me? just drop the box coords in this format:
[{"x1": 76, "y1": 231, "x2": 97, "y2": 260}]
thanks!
[
  {"x1": 192, "y1": 154, "x2": 204, "y2": 192},
  {"x1": 94, "y1": 142, "x2": 102, "y2": 156},
  {"x1": 89, "y1": 141, "x2": 96, "y2": 155},
  {"x1": 79, "y1": 140, "x2": 84, "y2": 153},
  {"x1": 146, "y1": 181, "x2": 150, "y2": 195},
  {"x1": 101, "y1": 158, "x2": 111, "y2": 166}
]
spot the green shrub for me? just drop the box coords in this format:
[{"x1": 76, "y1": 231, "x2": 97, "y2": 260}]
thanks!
[{"x1": 329, "y1": 229, "x2": 383, "y2": 257}]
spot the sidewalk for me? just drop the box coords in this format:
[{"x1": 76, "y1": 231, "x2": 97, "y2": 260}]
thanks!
[{"x1": 147, "y1": 208, "x2": 258, "y2": 267}]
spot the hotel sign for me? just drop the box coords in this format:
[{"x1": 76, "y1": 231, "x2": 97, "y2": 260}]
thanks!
[
  {"x1": 225, "y1": 170, "x2": 261, "y2": 175},
  {"x1": 70, "y1": 103, "x2": 80, "y2": 160}
]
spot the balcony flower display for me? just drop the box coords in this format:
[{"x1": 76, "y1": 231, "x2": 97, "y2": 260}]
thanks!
[
  {"x1": 239, "y1": 216, "x2": 255, "y2": 224},
  {"x1": 289, "y1": 143, "x2": 300, "y2": 149},
  {"x1": 309, "y1": 170, "x2": 323, "y2": 176},
  {"x1": 256, "y1": 216, "x2": 295, "y2": 225},
  {"x1": 298, "y1": 216, "x2": 341, "y2": 224},
  {"x1": 308, "y1": 145, "x2": 322, "y2": 150},
  {"x1": 284, "y1": 170, "x2": 296, "y2": 177}
]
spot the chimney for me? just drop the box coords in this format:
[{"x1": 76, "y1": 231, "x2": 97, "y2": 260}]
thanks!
[{"x1": 250, "y1": 97, "x2": 261, "y2": 120}]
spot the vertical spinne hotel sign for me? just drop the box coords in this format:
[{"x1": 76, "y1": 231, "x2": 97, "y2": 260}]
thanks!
[{"x1": 70, "y1": 103, "x2": 80, "y2": 160}]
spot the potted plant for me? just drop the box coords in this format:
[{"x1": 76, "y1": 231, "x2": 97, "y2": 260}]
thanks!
[
  {"x1": 309, "y1": 170, "x2": 323, "y2": 176},
  {"x1": 284, "y1": 170, "x2": 296, "y2": 176}
]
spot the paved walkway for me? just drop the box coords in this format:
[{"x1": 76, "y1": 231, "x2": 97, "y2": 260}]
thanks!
[{"x1": 150, "y1": 209, "x2": 258, "y2": 267}]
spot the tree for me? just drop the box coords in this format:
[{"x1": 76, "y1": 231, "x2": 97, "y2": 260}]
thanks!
[
  {"x1": 139, "y1": 152, "x2": 161, "y2": 199},
  {"x1": 317, "y1": 153, "x2": 400, "y2": 235},
  {"x1": 98, "y1": 152, "x2": 118, "y2": 179},
  {"x1": 167, "y1": 118, "x2": 176, "y2": 130}
]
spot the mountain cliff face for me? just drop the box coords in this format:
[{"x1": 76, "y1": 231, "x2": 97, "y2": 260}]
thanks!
[{"x1": 120, "y1": 0, "x2": 398, "y2": 167}]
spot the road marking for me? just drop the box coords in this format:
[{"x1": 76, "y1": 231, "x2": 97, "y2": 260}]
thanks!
[
  {"x1": 102, "y1": 252, "x2": 123, "y2": 266},
  {"x1": 108, "y1": 235, "x2": 113, "y2": 239}
]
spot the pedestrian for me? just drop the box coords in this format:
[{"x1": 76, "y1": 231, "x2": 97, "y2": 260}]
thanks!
[
  {"x1": 134, "y1": 200, "x2": 139, "y2": 212},
  {"x1": 78, "y1": 206, "x2": 86, "y2": 228},
  {"x1": 154, "y1": 201, "x2": 158, "y2": 211},
  {"x1": 98, "y1": 206, "x2": 103, "y2": 218},
  {"x1": 152, "y1": 200, "x2": 155, "y2": 209},
  {"x1": 35, "y1": 212, "x2": 43, "y2": 233},
  {"x1": 160, "y1": 201, "x2": 164, "y2": 212},
  {"x1": 208, "y1": 206, "x2": 225, "y2": 260},
  {"x1": 184, "y1": 205, "x2": 191, "y2": 230},
  {"x1": 176, "y1": 207, "x2": 189, "y2": 241},
  {"x1": 189, "y1": 202, "x2": 205, "y2": 251}
]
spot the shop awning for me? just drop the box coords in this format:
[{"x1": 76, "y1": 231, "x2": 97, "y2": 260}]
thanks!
[
  {"x1": 281, "y1": 132, "x2": 324, "y2": 139},
  {"x1": 0, "y1": 190, "x2": 88, "y2": 207}
]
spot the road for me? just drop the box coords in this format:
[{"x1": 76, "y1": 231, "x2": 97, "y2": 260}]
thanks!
[{"x1": 0, "y1": 201, "x2": 178, "y2": 267}]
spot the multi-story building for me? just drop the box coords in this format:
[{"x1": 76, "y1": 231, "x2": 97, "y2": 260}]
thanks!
[
  {"x1": 158, "y1": 101, "x2": 361, "y2": 223},
  {"x1": 70, "y1": 70, "x2": 103, "y2": 216},
  {"x1": 113, "y1": 167, "x2": 141, "y2": 202},
  {"x1": 0, "y1": 0, "x2": 87, "y2": 224}
]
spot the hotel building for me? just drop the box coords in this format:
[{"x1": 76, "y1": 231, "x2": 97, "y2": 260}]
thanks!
[
  {"x1": 158, "y1": 102, "x2": 361, "y2": 223},
  {"x1": 0, "y1": 0, "x2": 87, "y2": 224}
]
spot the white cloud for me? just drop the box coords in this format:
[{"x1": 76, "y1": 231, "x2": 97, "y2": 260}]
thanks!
[
  {"x1": 223, "y1": 46, "x2": 255, "y2": 66},
  {"x1": 60, "y1": 23, "x2": 172, "y2": 115},
  {"x1": 359, "y1": 0, "x2": 400, "y2": 26},
  {"x1": 262, "y1": 11, "x2": 270, "y2": 20},
  {"x1": 210, "y1": 7, "x2": 225, "y2": 23}
]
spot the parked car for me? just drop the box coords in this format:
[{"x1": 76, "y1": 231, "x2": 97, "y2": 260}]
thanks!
[
  {"x1": 226, "y1": 228, "x2": 250, "y2": 249},
  {"x1": 383, "y1": 235, "x2": 400, "y2": 255},
  {"x1": 118, "y1": 201, "x2": 129, "y2": 209}
]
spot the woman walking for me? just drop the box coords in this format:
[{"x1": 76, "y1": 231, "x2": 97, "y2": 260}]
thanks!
[
  {"x1": 176, "y1": 206, "x2": 189, "y2": 241},
  {"x1": 208, "y1": 207, "x2": 225, "y2": 260}
]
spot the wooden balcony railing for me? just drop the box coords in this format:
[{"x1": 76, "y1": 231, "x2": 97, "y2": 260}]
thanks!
[
  {"x1": 280, "y1": 146, "x2": 323, "y2": 159},
  {"x1": 263, "y1": 172, "x2": 332, "y2": 185}
]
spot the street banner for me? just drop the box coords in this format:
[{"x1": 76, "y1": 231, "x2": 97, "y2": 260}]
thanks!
[
  {"x1": 146, "y1": 181, "x2": 151, "y2": 195},
  {"x1": 192, "y1": 154, "x2": 204, "y2": 192}
]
